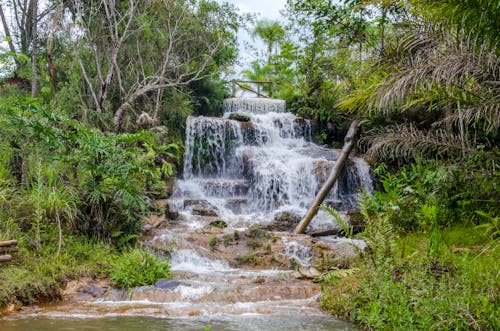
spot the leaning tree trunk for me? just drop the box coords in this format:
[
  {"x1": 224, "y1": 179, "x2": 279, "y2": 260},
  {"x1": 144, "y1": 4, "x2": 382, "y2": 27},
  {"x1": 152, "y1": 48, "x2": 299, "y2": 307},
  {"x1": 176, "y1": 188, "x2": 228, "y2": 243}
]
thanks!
[{"x1": 294, "y1": 119, "x2": 360, "y2": 234}]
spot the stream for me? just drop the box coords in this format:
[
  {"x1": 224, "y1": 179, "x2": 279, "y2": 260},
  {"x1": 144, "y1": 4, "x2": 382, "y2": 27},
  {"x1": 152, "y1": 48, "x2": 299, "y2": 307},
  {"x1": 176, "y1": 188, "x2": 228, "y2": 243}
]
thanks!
[{"x1": 1, "y1": 98, "x2": 369, "y2": 330}]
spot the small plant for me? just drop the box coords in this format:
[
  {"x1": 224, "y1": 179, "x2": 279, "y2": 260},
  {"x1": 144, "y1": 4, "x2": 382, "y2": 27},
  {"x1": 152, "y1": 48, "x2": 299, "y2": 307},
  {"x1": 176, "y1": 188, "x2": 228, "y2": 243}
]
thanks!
[
  {"x1": 209, "y1": 235, "x2": 217, "y2": 250},
  {"x1": 223, "y1": 234, "x2": 233, "y2": 246},
  {"x1": 321, "y1": 205, "x2": 353, "y2": 238},
  {"x1": 109, "y1": 249, "x2": 171, "y2": 288},
  {"x1": 241, "y1": 253, "x2": 258, "y2": 264},
  {"x1": 209, "y1": 220, "x2": 227, "y2": 228},
  {"x1": 247, "y1": 239, "x2": 262, "y2": 249}
]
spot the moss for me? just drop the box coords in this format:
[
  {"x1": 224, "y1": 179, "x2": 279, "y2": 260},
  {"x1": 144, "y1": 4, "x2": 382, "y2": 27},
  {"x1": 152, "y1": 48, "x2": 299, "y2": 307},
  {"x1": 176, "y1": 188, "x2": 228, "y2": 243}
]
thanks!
[{"x1": 228, "y1": 113, "x2": 251, "y2": 122}]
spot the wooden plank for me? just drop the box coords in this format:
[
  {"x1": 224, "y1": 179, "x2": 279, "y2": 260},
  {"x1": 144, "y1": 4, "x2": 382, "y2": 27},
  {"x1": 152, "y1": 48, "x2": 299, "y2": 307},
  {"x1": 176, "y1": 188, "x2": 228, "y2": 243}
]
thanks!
[
  {"x1": 0, "y1": 254, "x2": 12, "y2": 262},
  {"x1": 0, "y1": 240, "x2": 17, "y2": 247},
  {"x1": 0, "y1": 246, "x2": 18, "y2": 253}
]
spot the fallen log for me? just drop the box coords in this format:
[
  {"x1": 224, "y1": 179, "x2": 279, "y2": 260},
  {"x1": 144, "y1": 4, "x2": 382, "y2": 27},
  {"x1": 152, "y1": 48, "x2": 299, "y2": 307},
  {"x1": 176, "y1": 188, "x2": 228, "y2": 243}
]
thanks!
[
  {"x1": 0, "y1": 246, "x2": 18, "y2": 253},
  {"x1": 0, "y1": 240, "x2": 18, "y2": 247},
  {"x1": 294, "y1": 119, "x2": 360, "y2": 234},
  {"x1": 309, "y1": 229, "x2": 347, "y2": 237},
  {"x1": 0, "y1": 254, "x2": 12, "y2": 262}
]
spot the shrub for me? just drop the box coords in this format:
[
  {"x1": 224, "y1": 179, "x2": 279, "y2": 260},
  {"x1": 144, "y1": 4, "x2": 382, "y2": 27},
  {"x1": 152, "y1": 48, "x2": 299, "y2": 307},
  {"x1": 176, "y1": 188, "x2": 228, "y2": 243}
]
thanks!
[{"x1": 109, "y1": 249, "x2": 171, "y2": 288}]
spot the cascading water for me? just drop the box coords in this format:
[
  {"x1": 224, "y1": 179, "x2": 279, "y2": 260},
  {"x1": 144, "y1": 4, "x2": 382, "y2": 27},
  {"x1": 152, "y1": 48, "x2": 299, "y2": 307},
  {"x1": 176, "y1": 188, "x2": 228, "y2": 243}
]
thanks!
[
  {"x1": 1, "y1": 97, "x2": 364, "y2": 330},
  {"x1": 170, "y1": 97, "x2": 373, "y2": 231}
]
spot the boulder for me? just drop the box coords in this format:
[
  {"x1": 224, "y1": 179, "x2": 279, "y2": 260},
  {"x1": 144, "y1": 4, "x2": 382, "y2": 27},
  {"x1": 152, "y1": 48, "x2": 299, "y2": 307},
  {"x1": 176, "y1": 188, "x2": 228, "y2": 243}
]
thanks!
[{"x1": 264, "y1": 211, "x2": 302, "y2": 231}]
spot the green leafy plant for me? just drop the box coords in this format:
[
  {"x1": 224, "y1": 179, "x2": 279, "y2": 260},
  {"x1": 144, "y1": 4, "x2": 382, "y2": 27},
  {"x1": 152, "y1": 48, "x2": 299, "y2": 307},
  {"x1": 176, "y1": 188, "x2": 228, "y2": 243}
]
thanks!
[
  {"x1": 321, "y1": 205, "x2": 353, "y2": 238},
  {"x1": 109, "y1": 249, "x2": 171, "y2": 288}
]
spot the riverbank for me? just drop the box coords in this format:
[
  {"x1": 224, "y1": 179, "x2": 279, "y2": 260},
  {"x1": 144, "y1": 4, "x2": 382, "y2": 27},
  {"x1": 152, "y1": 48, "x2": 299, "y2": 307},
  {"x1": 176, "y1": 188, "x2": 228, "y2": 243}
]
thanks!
[
  {"x1": 0, "y1": 233, "x2": 170, "y2": 315},
  {"x1": 320, "y1": 225, "x2": 499, "y2": 330}
]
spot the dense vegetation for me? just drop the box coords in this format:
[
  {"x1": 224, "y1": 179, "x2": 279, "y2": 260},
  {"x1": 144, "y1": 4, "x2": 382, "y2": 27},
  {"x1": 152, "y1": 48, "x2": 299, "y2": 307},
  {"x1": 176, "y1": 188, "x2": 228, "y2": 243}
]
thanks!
[
  {"x1": 0, "y1": 0, "x2": 239, "y2": 309},
  {"x1": 247, "y1": 0, "x2": 499, "y2": 329},
  {"x1": 0, "y1": 0, "x2": 498, "y2": 329}
]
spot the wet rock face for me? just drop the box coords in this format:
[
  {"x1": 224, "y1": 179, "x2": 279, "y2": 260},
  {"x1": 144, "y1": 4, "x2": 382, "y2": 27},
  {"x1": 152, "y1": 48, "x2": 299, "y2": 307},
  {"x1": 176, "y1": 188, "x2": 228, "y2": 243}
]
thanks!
[
  {"x1": 174, "y1": 97, "x2": 373, "y2": 227},
  {"x1": 264, "y1": 212, "x2": 302, "y2": 232},
  {"x1": 155, "y1": 279, "x2": 184, "y2": 290}
]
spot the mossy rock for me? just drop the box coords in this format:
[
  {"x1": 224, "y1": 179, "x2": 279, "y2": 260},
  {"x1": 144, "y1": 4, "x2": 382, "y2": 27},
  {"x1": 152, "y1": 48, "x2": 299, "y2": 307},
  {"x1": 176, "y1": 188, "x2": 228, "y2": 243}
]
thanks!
[
  {"x1": 209, "y1": 220, "x2": 228, "y2": 228},
  {"x1": 228, "y1": 113, "x2": 251, "y2": 122}
]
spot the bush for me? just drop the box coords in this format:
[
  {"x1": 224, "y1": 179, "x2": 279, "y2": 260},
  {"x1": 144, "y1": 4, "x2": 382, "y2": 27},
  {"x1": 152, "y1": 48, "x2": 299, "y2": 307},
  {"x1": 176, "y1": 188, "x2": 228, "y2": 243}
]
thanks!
[
  {"x1": 109, "y1": 249, "x2": 171, "y2": 288},
  {"x1": 0, "y1": 97, "x2": 180, "y2": 246}
]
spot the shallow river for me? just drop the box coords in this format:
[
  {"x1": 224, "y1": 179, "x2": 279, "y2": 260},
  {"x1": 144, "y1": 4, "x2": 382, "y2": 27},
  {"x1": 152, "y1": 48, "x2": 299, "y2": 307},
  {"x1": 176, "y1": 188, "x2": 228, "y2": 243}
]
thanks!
[{"x1": 1, "y1": 315, "x2": 357, "y2": 331}]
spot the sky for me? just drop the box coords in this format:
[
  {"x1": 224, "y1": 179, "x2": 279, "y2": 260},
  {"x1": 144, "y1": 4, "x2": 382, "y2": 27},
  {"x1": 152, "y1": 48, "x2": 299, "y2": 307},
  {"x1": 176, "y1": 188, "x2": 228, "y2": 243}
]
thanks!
[
  {"x1": 224, "y1": 0, "x2": 287, "y2": 20},
  {"x1": 217, "y1": 0, "x2": 288, "y2": 77}
]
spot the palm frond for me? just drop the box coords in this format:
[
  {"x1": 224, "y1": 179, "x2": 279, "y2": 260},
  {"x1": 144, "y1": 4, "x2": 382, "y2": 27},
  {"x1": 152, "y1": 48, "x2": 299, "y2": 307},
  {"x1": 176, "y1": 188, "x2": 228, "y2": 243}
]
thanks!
[{"x1": 363, "y1": 124, "x2": 475, "y2": 160}]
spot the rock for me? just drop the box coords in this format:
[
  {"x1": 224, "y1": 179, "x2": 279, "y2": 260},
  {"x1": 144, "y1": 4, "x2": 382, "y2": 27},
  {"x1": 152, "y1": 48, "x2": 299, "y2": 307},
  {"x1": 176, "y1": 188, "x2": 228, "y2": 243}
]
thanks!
[
  {"x1": 144, "y1": 214, "x2": 165, "y2": 229},
  {"x1": 155, "y1": 279, "x2": 184, "y2": 290},
  {"x1": 165, "y1": 177, "x2": 176, "y2": 198},
  {"x1": 228, "y1": 113, "x2": 251, "y2": 122},
  {"x1": 347, "y1": 211, "x2": 365, "y2": 234},
  {"x1": 191, "y1": 207, "x2": 218, "y2": 217},
  {"x1": 265, "y1": 211, "x2": 302, "y2": 231},
  {"x1": 84, "y1": 286, "x2": 106, "y2": 298},
  {"x1": 224, "y1": 198, "x2": 247, "y2": 213},
  {"x1": 165, "y1": 203, "x2": 178, "y2": 221},
  {"x1": 292, "y1": 266, "x2": 322, "y2": 279},
  {"x1": 183, "y1": 199, "x2": 210, "y2": 208}
]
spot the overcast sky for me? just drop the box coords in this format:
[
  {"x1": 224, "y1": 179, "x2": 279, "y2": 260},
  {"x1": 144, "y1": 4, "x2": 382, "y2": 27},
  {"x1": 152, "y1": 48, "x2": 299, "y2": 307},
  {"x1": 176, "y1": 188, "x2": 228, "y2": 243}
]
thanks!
[
  {"x1": 217, "y1": 0, "x2": 288, "y2": 77},
  {"x1": 223, "y1": 0, "x2": 287, "y2": 20}
]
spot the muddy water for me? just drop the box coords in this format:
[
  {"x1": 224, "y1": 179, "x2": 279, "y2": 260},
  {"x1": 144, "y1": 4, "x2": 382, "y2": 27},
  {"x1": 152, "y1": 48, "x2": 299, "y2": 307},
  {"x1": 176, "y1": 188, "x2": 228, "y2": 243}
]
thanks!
[{"x1": 1, "y1": 315, "x2": 357, "y2": 331}]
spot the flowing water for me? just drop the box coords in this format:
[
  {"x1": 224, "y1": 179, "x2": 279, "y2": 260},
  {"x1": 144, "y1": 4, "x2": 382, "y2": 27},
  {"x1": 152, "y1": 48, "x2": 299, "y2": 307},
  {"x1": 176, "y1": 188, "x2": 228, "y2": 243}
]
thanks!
[
  {"x1": 1, "y1": 98, "x2": 369, "y2": 330},
  {"x1": 171, "y1": 97, "x2": 373, "y2": 231}
]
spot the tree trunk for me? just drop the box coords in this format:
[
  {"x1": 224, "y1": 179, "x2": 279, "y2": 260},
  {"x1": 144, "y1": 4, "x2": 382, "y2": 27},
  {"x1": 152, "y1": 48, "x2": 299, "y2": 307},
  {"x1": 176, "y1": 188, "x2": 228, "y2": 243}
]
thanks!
[
  {"x1": 0, "y1": 4, "x2": 19, "y2": 68},
  {"x1": 379, "y1": 6, "x2": 387, "y2": 57},
  {"x1": 31, "y1": 0, "x2": 38, "y2": 98},
  {"x1": 294, "y1": 119, "x2": 360, "y2": 234}
]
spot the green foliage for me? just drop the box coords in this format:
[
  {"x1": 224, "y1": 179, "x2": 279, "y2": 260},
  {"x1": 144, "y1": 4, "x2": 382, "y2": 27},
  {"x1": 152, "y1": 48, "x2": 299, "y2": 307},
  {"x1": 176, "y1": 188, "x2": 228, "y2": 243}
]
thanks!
[
  {"x1": 321, "y1": 158, "x2": 499, "y2": 330},
  {"x1": 321, "y1": 205, "x2": 353, "y2": 238},
  {"x1": 363, "y1": 160, "x2": 500, "y2": 233},
  {"x1": 321, "y1": 223, "x2": 500, "y2": 330},
  {"x1": 109, "y1": 249, "x2": 171, "y2": 288},
  {"x1": 0, "y1": 97, "x2": 180, "y2": 245}
]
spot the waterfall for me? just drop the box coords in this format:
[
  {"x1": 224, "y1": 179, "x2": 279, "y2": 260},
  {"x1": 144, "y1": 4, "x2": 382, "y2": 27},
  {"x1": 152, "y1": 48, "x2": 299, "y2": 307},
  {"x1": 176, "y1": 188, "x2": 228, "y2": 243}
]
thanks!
[{"x1": 171, "y1": 97, "x2": 373, "y2": 230}]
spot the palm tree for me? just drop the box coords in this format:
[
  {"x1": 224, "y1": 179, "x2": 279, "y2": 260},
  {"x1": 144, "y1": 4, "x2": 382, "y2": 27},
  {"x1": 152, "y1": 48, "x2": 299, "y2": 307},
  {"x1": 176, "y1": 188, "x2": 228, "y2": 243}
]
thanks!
[
  {"x1": 340, "y1": 0, "x2": 500, "y2": 161},
  {"x1": 252, "y1": 19, "x2": 285, "y2": 65}
]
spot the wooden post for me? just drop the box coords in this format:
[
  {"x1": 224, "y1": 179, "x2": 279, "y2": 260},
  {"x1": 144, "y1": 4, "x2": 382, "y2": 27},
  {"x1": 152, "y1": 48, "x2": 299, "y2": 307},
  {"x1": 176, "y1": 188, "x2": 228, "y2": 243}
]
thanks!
[
  {"x1": 0, "y1": 255, "x2": 12, "y2": 262},
  {"x1": 294, "y1": 119, "x2": 360, "y2": 234},
  {"x1": 0, "y1": 240, "x2": 17, "y2": 247},
  {"x1": 0, "y1": 246, "x2": 18, "y2": 253}
]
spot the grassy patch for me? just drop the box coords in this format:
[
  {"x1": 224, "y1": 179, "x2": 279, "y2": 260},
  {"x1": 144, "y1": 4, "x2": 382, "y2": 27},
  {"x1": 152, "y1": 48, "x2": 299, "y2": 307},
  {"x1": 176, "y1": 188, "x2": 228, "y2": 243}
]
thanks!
[
  {"x1": 0, "y1": 233, "x2": 171, "y2": 309},
  {"x1": 320, "y1": 226, "x2": 500, "y2": 330},
  {"x1": 0, "y1": 235, "x2": 113, "y2": 308}
]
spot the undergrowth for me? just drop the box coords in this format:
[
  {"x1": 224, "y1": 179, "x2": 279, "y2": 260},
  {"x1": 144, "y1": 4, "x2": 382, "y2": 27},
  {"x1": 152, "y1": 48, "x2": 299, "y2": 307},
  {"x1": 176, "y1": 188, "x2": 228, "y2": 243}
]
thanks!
[{"x1": 320, "y1": 162, "x2": 500, "y2": 330}]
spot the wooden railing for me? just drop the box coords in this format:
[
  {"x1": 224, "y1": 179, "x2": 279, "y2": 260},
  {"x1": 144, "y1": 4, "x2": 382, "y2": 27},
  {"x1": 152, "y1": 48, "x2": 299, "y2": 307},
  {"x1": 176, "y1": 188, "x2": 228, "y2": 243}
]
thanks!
[
  {"x1": 0, "y1": 240, "x2": 18, "y2": 263},
  {"x1": 231, "y1": 80, "x2": 274, "y2": 98}
]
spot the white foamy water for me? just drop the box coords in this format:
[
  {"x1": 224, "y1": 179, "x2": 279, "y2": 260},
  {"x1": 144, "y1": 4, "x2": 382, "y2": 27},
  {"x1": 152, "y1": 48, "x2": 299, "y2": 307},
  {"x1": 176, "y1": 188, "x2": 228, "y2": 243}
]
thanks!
[
  {"x1": 170, "y1": 249, "x2": 234, "y2": 273},
  {"x1": 169, "y1": 97, "x2": 373, "y2": 230}
]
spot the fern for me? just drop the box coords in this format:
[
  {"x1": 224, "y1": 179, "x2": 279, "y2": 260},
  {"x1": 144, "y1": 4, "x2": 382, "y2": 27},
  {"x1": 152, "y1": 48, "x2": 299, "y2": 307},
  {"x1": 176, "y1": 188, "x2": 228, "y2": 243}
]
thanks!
[
  {"x1": 317, "y1": 268, "x2": 360, "y2": 284},
  {"x1": 321, "y1": 205, "x2": 353, "y2": 238}
]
